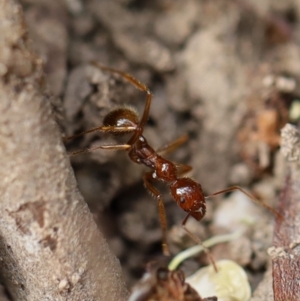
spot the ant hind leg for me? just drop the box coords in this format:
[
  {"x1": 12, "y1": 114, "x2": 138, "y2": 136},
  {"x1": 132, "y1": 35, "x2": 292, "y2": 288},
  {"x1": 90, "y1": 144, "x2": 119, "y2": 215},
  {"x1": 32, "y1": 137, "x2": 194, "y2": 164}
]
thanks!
[
  {"x1": 156, "y1": 134, "x2": 189, "y2": 156},
  {"x1": 182, "y1": 214, "x2": 218, "y2": 272},
  {"x1": 175, "y1": 163, "x2": 192, "y2": 177},
  {"x1": 207, "y1": 186, "x2": 282, "y2": 220}
]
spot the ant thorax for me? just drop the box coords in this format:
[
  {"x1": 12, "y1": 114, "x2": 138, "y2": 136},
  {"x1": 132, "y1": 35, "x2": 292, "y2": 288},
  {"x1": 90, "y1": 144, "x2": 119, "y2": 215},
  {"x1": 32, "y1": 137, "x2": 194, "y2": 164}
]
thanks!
[
  {"x1": 129, "y1": 136, "x2": 177, "y2": 183},
  {"x1": 128, "y1": 135, "x2": 157, "y2": 166}
]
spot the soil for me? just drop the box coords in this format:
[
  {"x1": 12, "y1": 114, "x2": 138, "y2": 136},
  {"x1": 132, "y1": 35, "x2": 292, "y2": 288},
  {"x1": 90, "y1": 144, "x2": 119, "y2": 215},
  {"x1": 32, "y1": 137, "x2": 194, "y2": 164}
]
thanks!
[{"x1": 20, "y1": 0, "x2": 300, "y2": 298}]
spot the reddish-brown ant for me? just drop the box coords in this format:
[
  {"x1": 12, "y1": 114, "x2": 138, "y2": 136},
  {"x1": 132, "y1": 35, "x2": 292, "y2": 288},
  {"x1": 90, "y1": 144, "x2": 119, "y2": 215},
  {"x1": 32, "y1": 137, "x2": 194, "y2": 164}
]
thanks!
[{"x1": 65, "y1": 61, "x2": 281, "y2": 256}]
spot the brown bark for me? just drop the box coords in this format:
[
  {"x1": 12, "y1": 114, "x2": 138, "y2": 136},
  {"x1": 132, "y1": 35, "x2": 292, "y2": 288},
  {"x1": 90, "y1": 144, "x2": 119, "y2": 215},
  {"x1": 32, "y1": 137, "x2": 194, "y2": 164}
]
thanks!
[
  {"x1": 0, "y1": 0, "x2": 128, "y2": 300},
  {"x1": 271, "y1": 124, "x2": 300, "y2": 301}
]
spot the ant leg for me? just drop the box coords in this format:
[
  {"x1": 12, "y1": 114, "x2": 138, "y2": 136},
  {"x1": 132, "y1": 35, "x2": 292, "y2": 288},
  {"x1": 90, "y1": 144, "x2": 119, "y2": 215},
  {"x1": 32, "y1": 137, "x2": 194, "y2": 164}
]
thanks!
[
  {"x1": 63, "y1": 125, "x2": 136, "y2": 141},
  {"x1": 207, "y1": 186, "x2": 282, "y2": 220},
  {"x1": 64, "y1": 123, "x2": 135, "y2": 156},
  {"x1": 91, "y1": 61, "x2": 152, "y2": 143},
  {"x1": 155, "y1": 135, "x2": 192, "y2": 175},
  {"x1": 156, "y1": 134, "x2": 189, "y2": 156},
  {"x1": 69, "y1": 144, "x2": 131, "y2": 156},
  {"x1": 143, "y1": 172, "x2": 170, "y2": 256},
  {"x1": 182, "y1": 214, "x2": 218, "y2": 272},
  {"x1": 175, "y1": 163, "x2": 192, "y2": 177}
]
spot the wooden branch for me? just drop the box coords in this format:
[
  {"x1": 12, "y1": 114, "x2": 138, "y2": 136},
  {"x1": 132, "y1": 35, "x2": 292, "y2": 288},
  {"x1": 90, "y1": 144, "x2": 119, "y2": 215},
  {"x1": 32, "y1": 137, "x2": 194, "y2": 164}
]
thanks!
[
  {"x1": 0, "y1": 0, "x2": 128, "y2": 300},
  {"x1": 271, "y1": 124, "x2": 300, "y2": 301}
]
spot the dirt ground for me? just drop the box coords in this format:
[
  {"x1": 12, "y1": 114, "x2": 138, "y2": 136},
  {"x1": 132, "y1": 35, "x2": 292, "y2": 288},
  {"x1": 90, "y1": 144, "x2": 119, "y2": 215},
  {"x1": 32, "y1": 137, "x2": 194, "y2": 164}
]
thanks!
[{"x1": 20, "y1": 0, "x2": 300, "y2": 298}]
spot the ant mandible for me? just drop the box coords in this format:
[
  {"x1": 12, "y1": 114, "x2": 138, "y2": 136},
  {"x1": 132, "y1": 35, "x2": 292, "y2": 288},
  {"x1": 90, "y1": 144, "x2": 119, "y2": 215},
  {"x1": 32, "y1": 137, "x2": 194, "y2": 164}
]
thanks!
[{"x1": 65, "y1": 61, "x2": 281, "y2": 256}]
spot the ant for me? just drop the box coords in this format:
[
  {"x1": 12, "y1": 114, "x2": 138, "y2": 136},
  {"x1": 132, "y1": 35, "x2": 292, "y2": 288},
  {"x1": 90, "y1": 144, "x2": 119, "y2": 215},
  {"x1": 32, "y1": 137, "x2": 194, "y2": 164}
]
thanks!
[{"x1": 64, "y1": 61, "x2": 281, "y2": 256}]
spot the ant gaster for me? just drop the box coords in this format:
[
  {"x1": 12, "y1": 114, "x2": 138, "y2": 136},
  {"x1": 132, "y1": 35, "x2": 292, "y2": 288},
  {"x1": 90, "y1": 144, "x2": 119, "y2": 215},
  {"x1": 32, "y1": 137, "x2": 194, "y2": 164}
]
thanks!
[{"x1": 65, "y1": 62, "x2": 281, "y2": 256}]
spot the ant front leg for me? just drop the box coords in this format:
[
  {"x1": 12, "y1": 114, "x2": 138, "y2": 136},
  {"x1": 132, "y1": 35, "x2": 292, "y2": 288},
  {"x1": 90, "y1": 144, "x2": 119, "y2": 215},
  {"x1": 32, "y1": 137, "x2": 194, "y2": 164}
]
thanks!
[
  {"x1": 68, "y1": 143, "x2": 131, "y2": 156},
  {"x1": 63, "y1": 125, "x2": 137, "y2": 142},
  {"x1": 91, "y1": 61, "x2": 153, "y2": 145},
  {"x1": 143, "y1": 172, "x2": 170, "y2": 256},
  {"x1": 64, "y1": 123, "x2": 135, "y2": 156}
]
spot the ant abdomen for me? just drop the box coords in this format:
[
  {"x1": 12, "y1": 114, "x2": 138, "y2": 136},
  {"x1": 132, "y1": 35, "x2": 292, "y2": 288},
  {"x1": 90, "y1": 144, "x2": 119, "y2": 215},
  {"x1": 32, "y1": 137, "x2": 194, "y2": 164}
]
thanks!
[
  {"x1": 170, "y1": 178, "x2": 206, "y2": 221},
  {"x1": 103, "y1": 107, "x2": 139, "y2": 133}
]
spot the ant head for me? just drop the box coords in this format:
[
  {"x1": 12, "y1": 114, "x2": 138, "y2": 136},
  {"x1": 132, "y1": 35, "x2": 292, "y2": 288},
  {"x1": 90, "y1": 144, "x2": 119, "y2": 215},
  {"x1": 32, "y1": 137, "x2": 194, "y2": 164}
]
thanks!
[
  {"x1": 170, "y1": 178, "x2": 206, "y2": 221},
  {"x1": 103, "y1": 107, "x2": 139, "y2": 133}
]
